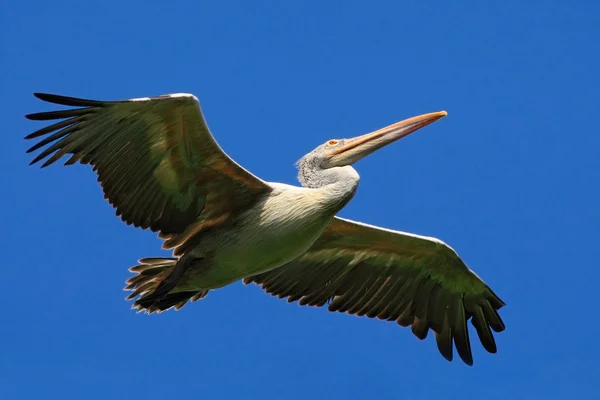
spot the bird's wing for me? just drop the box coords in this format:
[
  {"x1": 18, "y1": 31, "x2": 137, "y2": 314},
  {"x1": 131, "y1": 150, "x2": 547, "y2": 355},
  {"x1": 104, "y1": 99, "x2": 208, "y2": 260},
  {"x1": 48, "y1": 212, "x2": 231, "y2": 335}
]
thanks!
[
  {"x1": 244, "y1": 216, "x2": 505, "y2": 365},
  {"x1": 25, "y1": 93, "x2": 271, "y2": 253}
]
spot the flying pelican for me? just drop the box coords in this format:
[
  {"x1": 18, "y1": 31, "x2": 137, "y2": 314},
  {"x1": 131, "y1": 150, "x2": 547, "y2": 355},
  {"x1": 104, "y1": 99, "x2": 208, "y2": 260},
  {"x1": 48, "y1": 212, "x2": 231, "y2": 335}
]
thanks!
[{"x1": 25, "y1": 92, "x2": 505, "y2": 365}]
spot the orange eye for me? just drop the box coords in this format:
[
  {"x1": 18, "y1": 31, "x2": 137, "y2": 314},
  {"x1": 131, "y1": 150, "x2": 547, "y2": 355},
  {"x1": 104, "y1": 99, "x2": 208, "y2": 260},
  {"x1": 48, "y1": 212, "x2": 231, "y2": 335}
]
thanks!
[{"x1": 327, "y1": 140, "x2": 339, "y2": 146}]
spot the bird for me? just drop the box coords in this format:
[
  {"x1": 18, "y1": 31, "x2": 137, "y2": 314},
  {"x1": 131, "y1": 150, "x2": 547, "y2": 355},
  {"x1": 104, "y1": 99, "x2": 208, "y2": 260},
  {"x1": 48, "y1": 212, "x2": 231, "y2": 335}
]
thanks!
[{"x1": 25, "y1": 92, "x2": 505, "y2": 366}]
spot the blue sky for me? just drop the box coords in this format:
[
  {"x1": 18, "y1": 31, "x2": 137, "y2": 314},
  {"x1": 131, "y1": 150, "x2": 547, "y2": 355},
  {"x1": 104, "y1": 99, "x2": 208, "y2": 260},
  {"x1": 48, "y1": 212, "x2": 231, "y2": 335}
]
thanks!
[{"x1": 2, "y1": 1, "x2": 599, "y2": 398}]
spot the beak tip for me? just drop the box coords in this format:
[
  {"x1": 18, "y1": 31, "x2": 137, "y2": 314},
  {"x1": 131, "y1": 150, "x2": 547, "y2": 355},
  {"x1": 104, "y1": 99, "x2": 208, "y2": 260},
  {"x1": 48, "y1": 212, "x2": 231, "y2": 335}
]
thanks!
[{"x1": 440, "y1": 110, "x2": 448, "y2": 117}]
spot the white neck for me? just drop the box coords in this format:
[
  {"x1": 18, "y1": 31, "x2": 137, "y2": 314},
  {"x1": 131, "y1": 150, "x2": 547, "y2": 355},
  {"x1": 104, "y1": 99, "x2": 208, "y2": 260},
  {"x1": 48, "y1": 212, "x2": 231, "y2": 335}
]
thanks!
[{"x1": 304, "y1": 166, "x2": 360, "y2": 212}]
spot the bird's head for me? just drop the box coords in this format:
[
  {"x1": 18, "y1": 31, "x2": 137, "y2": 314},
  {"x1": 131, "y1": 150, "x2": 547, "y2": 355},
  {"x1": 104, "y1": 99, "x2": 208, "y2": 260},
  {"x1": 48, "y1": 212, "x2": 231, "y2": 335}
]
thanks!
[{"x1": 297, "y1": 111, "x2": 447, "y2": 188}]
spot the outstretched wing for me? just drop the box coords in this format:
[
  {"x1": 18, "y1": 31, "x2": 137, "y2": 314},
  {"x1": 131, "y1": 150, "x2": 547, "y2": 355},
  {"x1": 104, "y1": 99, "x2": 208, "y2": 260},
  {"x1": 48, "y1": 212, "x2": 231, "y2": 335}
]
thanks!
[
  {"x1": 26, "y1": 93, "x2": 271, "y2": 253},
  {"x1": 244, "y1": 216, "x2": 505, "y2": 365}
]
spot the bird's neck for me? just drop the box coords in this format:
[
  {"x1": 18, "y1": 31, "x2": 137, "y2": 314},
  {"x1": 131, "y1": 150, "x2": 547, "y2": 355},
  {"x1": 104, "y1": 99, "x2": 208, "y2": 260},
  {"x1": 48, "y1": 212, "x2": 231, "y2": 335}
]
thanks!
[{"x1": 301, "y1": 166, "x2": 360, "y2": 212}]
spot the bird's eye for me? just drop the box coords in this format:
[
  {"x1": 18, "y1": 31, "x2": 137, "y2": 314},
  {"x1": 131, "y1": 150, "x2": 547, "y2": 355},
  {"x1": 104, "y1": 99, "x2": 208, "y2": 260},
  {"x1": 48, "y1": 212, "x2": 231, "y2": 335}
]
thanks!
[{"x1": 327, "y1": 140, "x2": 339, "y2": 146}]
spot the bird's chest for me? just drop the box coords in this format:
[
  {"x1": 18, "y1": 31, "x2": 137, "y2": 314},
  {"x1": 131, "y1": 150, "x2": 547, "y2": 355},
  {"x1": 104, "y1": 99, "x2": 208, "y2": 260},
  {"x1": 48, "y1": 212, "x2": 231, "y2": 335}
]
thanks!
[{"x1": 211, "y1": 190, "x2": 337, "y2": 277}]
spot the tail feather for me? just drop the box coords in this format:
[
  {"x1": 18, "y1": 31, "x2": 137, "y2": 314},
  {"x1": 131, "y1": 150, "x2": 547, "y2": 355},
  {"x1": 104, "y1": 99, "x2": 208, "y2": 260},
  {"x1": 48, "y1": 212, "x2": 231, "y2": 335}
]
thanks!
[
  {"x1": 125, "y1": 257, "x2": 208, "y2": 314},
  {"x1": 140, "y1": 290, "x2": 209, "y2": 314}
]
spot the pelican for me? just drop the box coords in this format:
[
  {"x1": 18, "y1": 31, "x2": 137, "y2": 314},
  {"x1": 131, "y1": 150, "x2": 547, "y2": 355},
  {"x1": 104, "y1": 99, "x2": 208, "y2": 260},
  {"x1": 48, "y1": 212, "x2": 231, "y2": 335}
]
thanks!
[{"x1": 25, "y1": 92, "x2": 505, "y2": 365}]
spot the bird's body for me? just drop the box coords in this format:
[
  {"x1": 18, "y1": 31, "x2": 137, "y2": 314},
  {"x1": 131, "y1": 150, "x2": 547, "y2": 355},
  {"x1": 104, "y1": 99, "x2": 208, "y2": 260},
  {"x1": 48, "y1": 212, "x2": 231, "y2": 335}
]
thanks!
[
  {"x1": 25, "y1": 92, "x2": 506, "y2": 365},
  {"x1": 175, "y1": 179, "x2": 356, "y2": 291}
]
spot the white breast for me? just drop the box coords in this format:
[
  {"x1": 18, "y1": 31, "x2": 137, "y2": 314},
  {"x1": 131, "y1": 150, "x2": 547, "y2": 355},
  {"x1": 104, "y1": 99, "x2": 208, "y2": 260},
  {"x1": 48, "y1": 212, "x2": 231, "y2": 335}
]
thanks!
[{"x1": 211, "y1": 185, "x2": 337, "y2": 277}]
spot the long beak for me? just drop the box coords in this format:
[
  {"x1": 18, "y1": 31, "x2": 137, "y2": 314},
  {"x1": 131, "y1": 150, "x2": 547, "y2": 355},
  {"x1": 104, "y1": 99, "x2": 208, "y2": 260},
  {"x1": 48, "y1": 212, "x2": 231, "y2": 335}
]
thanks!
[{"x1": 322, "y1": 111, "x2": 447, "y2": 168}]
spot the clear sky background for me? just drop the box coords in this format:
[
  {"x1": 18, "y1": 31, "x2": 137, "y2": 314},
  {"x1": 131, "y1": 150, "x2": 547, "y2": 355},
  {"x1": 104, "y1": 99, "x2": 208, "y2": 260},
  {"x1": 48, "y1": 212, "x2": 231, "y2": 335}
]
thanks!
[{"x1": 2, "y1": 1, "x2": 599, "y2": 399}]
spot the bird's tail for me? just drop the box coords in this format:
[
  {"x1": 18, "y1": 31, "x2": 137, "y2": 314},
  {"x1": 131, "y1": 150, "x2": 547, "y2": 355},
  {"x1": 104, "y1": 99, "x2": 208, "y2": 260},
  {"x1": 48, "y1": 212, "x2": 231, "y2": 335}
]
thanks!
[{"x1": 124, "y1": 257, "x2": 208, "y2": 314}]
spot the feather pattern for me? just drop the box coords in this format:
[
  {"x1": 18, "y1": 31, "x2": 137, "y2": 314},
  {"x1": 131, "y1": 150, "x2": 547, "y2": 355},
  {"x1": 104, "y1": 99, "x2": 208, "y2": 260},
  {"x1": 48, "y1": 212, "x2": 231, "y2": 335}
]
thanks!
[
  {"x1": 244, "y1": 216, "x2": 505, "y2": 365},
  {"x1": 25, "y1": 93, "x2": 271, "y2": 253}
]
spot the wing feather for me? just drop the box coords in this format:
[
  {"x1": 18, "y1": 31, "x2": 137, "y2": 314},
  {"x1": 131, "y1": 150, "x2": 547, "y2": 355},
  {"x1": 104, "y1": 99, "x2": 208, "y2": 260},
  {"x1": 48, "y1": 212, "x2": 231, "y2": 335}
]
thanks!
[
  {"x1": 26, "y1": 92, "x2": 271, "y2": 251},
  {"x1": 245, "y1": 216, "x2": 505, "y2": 365}
]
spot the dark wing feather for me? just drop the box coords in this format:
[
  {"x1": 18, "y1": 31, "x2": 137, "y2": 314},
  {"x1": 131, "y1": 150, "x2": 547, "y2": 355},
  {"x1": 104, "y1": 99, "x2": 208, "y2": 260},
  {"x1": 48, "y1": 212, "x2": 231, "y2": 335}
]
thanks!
[
  {"x1": 26, "y1": 93, "x2": 271, "y2": 252},
  {"x1": 244, "y1": 216, "x2": 505, "y2": 366}
]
